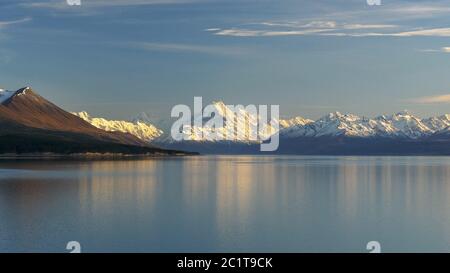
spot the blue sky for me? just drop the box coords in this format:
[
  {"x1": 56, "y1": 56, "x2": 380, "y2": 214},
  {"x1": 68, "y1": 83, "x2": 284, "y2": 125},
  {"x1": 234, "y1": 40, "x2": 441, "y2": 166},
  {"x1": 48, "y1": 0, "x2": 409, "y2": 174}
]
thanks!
[{"x1": 1, "y1": 0, "x2": 450, "y2": 120}]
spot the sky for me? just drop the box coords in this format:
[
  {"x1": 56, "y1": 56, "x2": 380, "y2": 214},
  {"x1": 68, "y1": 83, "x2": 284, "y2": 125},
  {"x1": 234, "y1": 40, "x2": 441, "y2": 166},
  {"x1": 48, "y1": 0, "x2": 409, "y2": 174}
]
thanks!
[{"x1": 1, "y1": 0, "x2": 450, "y2": 121}]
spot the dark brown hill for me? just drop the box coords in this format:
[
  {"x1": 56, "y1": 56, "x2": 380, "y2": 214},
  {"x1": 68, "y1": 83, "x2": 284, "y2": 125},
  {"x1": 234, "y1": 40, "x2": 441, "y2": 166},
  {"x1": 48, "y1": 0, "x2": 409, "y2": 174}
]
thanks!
[{"x1": 0, "y1": 87, "x2": 186, "y2": 155}]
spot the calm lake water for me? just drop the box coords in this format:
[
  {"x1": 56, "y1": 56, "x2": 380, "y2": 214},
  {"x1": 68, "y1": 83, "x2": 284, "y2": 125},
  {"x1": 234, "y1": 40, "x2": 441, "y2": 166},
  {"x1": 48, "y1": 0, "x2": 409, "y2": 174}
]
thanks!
[{"x1": 0, "y1": 156, "x2": 449, "y2": 253}]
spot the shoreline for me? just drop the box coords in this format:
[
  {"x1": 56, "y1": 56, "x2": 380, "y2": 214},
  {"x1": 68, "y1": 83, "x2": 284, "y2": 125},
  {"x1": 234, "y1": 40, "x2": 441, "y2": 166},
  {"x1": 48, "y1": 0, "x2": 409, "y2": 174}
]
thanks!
[{"x1": 0, "y1": 152, "x2": 198, "y2": 160}]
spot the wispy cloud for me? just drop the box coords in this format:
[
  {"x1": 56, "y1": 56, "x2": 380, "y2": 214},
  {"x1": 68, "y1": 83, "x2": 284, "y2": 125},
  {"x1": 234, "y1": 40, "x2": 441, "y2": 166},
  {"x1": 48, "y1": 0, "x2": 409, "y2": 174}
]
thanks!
[
  {"x1": 305, "y1": 2, "x2": 450, "y2": 23},
  {"x1": 214, "y1": 28, "x2": 332, "y2": 37},
  {"x1": 410, "y1": 94, "x2": 450, "y2": 104},
  {"x1": 385, "y1": 28, "x2": 450, "y2": 37},
  {"x1": 0, "y1": 17, "x2": 32, "y2": 28},
  {"x1": 256, "y1": 21, "x2": 396, "y2": 30},
  {"x1": 419, "y1": 47, "x2": 450, "y2": 53},
  {"x1": 211, "y1": 22, "x2": 450, "y2": 38},
  {"x1": 23, "y1": 0, "x2": 201, "y2": 9},
  {"x1": 208, "y1": 1, "x2": 450, "y2": 38},
  {"x1": 125, "y1": 42, "x2": 245, "y2": 56},
  {"x1": 322, "y1": 28, "x2": 450, "y2": 37},
  {"x1": 210, "y1": 21, "x2": 400, "y2": 37}
]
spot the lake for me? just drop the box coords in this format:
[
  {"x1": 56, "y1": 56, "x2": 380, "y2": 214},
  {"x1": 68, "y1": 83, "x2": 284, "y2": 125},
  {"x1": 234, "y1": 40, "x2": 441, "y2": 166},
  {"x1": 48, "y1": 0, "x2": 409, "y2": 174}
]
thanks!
[{"x1": 0, "y1": 156, "x2": 449, "y2": 253}]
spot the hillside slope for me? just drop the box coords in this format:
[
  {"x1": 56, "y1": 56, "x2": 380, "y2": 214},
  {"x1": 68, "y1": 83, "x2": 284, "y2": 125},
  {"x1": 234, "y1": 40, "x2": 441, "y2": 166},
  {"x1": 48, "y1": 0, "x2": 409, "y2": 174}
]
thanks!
[{"x1": 0, "y1": 87, "x2": 184, "y2": 155}]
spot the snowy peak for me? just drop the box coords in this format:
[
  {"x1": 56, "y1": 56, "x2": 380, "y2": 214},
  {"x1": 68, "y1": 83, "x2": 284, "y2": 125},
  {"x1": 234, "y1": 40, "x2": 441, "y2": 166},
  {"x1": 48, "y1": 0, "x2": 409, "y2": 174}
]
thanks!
[
  {"x1": 321, "y1": 111, "x2": 355, "y2": 121},
  {"x1": 15, "y1": 86, "x2": 32, "y2": 96},
  {"x1": 388, "y1": 111, "x2": 432, "y2": 138},
  {"x1": 281, "y1": 111, "x2": 450, "y2": 139},
  {"x1": 422, "y1": 114, "x2": 450, "y2": 132},
  {"x1": 179, "y1": 100, "x2": 270, "y2": 142},
  {"x1": 208, "y1": 101, "x2": 258, "y2": 124},
  {"x1": 76, "y1": 111, "x2": 91, "y2": 120},
  {"x1": 279, "y1": 116, "x2": 313, "y2": 128},
  {"x1": 316, "y1": 112, "x2": 365, "y2": 137},
  {"x1": 73, "y1": 112, "x2": 164, "y2": 142},
  {"x1": 211, "y1": 100, "x2": 227, "y2": 111},
  {"x1": 174, "y1": 100, "x2": 306, "y2": 142},
  {"x1": 0, "y1": 87, "x2": 41, "y2": 105},
  {"x1": 282, "y1": 111, "x2": 375, "y2": 138}
]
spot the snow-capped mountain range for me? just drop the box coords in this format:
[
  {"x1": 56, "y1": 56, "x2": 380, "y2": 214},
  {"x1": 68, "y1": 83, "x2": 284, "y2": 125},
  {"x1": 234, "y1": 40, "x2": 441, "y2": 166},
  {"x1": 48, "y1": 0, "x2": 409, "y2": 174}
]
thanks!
[
  {"x1": 73, "y1": 111, "x2": 163, "y2": 142},
  {"x1": 74, "y1": 101, "x2": 313, "y2": 143},
  {"x1": 280, "y1": 110, "x2": 450, "y2": 139},
  {"x1": 74, "y1": 102, "x2": 450, "y2": 144},
  {"x1": 3, "y1": 86, "x2": 446, "y2": 155},
  {"x1": 2, "y1": 86, "x2": 448, "y2": 155}
]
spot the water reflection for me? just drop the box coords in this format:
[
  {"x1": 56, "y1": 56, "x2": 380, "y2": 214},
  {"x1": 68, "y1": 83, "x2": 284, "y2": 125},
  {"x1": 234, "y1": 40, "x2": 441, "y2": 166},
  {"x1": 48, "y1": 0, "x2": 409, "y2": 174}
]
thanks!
[{"x1": 0, "y1": 156, "x2": 449, "y2": 252}]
